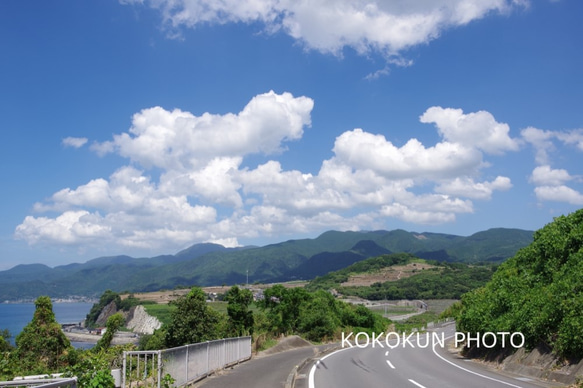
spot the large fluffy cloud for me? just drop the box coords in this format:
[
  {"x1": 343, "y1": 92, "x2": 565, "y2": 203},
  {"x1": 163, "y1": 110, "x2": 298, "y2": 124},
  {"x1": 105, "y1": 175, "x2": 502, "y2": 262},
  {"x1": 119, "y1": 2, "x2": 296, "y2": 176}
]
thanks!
[
  {"x1": 92, "y1": 91, "x2": 313, "y2": 170},
  {"x1": 17, "y1": 166, "x2": 218, "y2": 249},
  {"x1": 331, "y1": 129, "x2": 482, "y2": 179},
  {"x1": 16, "y1": 92, "x2": 522, "y2": 253},
  {"x1": 123, "y1": 0, "x2": 527, "y2": 58},
  {"x1": 420, "y1": 107, "x2": 520, "y2": 155}
]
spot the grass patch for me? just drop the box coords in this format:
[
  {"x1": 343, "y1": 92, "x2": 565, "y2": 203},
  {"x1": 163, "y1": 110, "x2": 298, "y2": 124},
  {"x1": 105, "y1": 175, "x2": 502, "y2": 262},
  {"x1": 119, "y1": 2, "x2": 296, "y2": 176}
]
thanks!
[
  {"x1": 207, "y1": 301, "x2": 262, "y2": 315},
  {"x1": 143, "y1": 303, "x2": 176, "y2": 327},
  {"x1": 207, "y1": 301, "x2": 228, "y2": 314},
  {"x1": 253, "y1": 334, "x2": 278, "y2": 353}
]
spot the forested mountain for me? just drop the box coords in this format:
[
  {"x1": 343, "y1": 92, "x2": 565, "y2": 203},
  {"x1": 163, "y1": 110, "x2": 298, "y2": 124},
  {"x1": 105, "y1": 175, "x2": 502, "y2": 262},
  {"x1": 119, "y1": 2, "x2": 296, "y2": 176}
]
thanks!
[{"x1": 0, "y1": 228, "x2": 533, "y2": 301}]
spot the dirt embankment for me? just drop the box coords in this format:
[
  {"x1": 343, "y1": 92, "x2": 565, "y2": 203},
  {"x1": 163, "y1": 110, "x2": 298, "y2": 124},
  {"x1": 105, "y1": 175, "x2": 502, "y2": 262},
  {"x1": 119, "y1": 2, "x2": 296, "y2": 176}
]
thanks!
[
  {"x1": 258, "y1": 335, "x2": 312, "y2": 357},
  {"x1": 499, "y1": 346, "x2": 583, "y2": 385},
  {"x1": 461, "y1": 343, "x2": 583, "y2": 385}
]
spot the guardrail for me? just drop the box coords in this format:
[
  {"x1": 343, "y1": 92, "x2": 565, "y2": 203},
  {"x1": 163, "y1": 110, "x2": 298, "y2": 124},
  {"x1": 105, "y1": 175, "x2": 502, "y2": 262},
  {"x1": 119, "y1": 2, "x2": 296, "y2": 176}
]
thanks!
[
  {"x1": 123, "y1": 336, "x2": 252, "y2": 387},
  {"x1": 426, "y1": 317, "x2": 455, "y2": 329}
]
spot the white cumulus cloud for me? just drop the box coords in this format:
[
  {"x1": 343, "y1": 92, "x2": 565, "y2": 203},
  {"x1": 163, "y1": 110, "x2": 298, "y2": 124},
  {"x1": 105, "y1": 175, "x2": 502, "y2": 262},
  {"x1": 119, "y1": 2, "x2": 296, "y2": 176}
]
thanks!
[
  {"x1": 530, "y1": 165, "x2": 573, "y2": 186},
  {"x1": 436, "y1": 176, "x2": 512, "y2": 200},
  {"x1": 534, "y1": 185, "x2": 583, "y2": 206},
  {"x1": 420, "y1": 107, "x2": 520, "y2": 155},
  {"x1": 331, "y1": 129, "x2": 483, "y2": 180},
  {"x1": 522, "y1": 127, "x2": 583, "y2": 206},
  {"x1": 92, "y1": 91, "x2": 313, "y2": 171}
]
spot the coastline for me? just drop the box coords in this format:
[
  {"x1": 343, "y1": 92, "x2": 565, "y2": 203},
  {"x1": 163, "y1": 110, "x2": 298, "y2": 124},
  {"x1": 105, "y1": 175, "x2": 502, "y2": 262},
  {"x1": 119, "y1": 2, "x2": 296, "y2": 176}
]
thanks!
[
  {"x1": 63, "y1": 331, "x2": 139, "y2": 345},
  {"x1": 1, "y1": 298, "x2": 97, "y2": 304}
]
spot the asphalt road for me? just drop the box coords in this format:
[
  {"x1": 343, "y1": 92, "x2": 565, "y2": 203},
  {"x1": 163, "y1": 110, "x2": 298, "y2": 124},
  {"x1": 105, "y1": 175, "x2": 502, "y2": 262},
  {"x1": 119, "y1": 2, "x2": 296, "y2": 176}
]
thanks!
[
  {"x1": 298, "y1": 325, "x2": 563, "y2": 388},
  {"x1": 193, "y1": 345, "x2": 332, "y2": 388}
]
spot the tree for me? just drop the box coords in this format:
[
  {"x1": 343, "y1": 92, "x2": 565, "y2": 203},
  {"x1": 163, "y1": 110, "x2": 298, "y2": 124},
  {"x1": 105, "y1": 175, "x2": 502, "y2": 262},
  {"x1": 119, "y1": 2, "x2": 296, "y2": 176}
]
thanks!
[
  {"x1": 225, "y1": 286, "x2": 254, "y2": 336},
  {"x1": 15, "y1": 296, "x2": 73, "y2": 373},
  {"x1": 94, "y1": 313, "x2": 125, "y2": 351},
  {"x1": 0, "y1": 329, "x2": 11, "y2": 353},
  {"x1": 164, "y1": 287, "x2": 225, "y2": 347},
  {"x1": 259, "y1": 285, "x2": 312, "y2": 335}
]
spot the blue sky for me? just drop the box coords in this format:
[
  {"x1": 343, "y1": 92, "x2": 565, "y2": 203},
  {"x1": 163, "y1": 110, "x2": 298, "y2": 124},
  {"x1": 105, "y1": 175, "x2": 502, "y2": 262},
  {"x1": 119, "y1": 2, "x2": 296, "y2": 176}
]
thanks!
[{"x1": 1, "y1": 0, "x2": 582, "y2": 270}]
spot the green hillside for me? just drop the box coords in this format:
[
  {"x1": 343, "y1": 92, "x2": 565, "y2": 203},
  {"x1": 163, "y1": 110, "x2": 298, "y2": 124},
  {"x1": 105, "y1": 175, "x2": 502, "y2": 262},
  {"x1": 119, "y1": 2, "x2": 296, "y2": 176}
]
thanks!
[
  {"x1": 307, "y1": 253, "x2": 495, "y2": 300},
  {"x1": 457, "y1": 209, "x2": 583, "y2": 358}
]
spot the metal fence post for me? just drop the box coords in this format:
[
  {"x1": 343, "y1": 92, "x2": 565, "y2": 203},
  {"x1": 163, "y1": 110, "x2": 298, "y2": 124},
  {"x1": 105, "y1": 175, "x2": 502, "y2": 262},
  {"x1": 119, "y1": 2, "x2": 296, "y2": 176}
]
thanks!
[
  {"x1": 206, "y1": 341, "x2": 210, "y2": 376},
  {"x1": 222, "y1": 338, "x2": 225, "y2": 367},
  {"x1": 122, "y1": 352, "x2": 126, "y2": 388},
  {"x1": 185, "y1": 344, "x2": 189, "y2": 384},
  {"x1": 157, "y1": 350, "x2": 162, "y2": 388}
]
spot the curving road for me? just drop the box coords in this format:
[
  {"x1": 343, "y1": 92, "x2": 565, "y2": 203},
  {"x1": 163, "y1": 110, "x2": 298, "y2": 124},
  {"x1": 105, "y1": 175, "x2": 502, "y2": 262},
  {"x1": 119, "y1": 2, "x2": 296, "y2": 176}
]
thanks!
[{"x1": 304, "y1": 325, "x2": 558, "y2": 388}]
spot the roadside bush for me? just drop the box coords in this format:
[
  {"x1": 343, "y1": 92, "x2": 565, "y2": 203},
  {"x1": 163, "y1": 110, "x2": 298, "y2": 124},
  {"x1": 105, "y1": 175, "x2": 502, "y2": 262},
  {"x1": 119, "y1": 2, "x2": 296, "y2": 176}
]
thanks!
[
  {"x1": 139, "y1": 328, "x2": 166, "y2": 351},
  {"x1": 65, "y1": 345, "x2": 132, "y2": 388}
]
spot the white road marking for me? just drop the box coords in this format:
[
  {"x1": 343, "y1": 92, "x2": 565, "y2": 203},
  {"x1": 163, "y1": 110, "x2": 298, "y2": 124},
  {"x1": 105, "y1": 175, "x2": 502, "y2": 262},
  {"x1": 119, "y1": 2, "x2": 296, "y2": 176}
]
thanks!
[
  {"x1": 308, "y1": 346, "x2": 352, "y2": 388},
  {"x1": 432, "y1": 335, "x2": 524, "y2": 388},
  {"x1": 408, "y1": 378, "x2": 427, "y2": 388},
  {"x1": 386, "y1": 360, "x2": 395, "y2": 369}
]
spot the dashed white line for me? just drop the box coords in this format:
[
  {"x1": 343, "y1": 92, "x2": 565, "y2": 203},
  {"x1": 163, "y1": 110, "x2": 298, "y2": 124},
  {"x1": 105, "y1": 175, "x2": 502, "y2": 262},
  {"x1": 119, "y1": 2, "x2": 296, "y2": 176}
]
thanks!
[
  {"x1": 386, "y1": 360, "x2": 395, "y2": 369},
  {"x1": 408, "y1": 378, "x2": 427, "y2": 388}
]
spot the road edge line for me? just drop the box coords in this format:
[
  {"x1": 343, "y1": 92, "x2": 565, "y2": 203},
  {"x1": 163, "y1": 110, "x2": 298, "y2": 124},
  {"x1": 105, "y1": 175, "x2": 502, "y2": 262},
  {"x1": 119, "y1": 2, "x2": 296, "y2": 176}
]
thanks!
[
  {"x1": 307, "y1": 346, "x2": 354, "y2": 388},
  {"x1": 431, "y1": 336, "x2": 524, "y2": 388},
  {"x1": 285, "y1": 344, "x2": 342, "y2": 388}
]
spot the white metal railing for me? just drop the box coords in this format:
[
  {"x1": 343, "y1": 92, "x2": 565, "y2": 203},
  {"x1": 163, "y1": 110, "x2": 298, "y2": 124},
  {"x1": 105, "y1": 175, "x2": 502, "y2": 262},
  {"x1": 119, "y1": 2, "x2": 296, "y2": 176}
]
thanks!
[
  {"x1": 426, "y1": 317, "x2": 454, "y2": 329},
  {"x1": 0, "y1": 377, "x2": 77, "y2": 388},
  {"x1": 122, "y1": 336, "x2": 251, "y2": 388}
]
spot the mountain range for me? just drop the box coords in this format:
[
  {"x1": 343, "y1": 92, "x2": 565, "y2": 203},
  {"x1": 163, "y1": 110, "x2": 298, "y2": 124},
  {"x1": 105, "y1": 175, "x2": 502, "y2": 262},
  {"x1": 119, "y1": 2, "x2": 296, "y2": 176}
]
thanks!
[{"x1": 0, "y1": 228, "x2": 533, "y2": 301}]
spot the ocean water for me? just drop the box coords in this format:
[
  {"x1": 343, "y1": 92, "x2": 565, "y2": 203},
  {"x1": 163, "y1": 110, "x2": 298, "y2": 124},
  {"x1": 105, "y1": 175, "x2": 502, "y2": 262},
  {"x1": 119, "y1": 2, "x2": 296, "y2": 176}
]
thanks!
[{"x1": 0, "y1": 302, "x2": 93, "y2": 348}]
